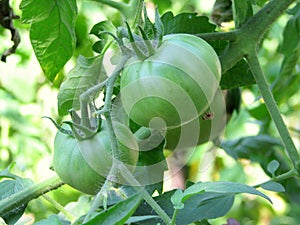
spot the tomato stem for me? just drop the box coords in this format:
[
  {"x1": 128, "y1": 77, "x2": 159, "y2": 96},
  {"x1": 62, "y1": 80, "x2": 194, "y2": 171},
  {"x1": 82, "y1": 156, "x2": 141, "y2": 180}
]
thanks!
[
  {"x1": 196, "y1": 31, "x2": 238, "y2": 41},
  {"x1": 116, "y1": 161, "x2": 173, "y2": 225},
  {"x1": 43, "y1": 194, "x2": 75, "y2": 222},
  {"x1": 246, "y1": 50, "x2": 300, "y2": 173},
  {"x1": 0, "y1": 175, "x2": 64, "y2": 216},
  {"x1": 82, "y1": 54, "x2": 171, "y2": 224},
  {"x1": 253, "y1": 169, "x2": 298, "y2": 189},
  {"x1": 220, "y1": 0, "x2": 296, "y2": 73}
]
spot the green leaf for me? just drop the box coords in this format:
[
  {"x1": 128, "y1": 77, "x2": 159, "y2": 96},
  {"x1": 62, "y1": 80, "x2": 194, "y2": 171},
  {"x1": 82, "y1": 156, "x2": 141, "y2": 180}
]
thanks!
[
  {"x1": 273, "y1": 50, "x2": 300, "y2": 103},
  {"x1": 267, "y1": 160, "x2": 280, "y2": 176},
  {"x1": 90, "y1": 20, "x2": 116, "y2": 54},
  {"x1": 171, "y1": 189, "x2": 184, "y2": 210},
  {"x1": 20, "y1": 0, "x2": 77, "y2": 82},
  {"x1": 126, "y1": 215, "x2": 160, "y2": 224},
  {"x1": 232, "y1": 0, "x2": 253, "y2": 28},
  {"x1": 221, "y1": 135, "x2": 283, "y2": 161},
  {"x1": 33, "y1": 215, "x2": 70, "y2": 225},
  {"x1": 183, "y1": 181, "x2": 271, "y2": 203},
  {"x1": 279, "y1": 8, "x2": 300, "y2": 56},
  {"x1": 134, "y1": 190, "x2": 234, "y2": 225},
  {"x1": 260, "y1": 181, "x2": 285, "y2": 192},
  {"x1": 220, "y1": 59, "x2": 255, "y2": 89},
  {"x1": 0, "y1": 178, "x2": 34, "y2": 225},
  {"x1": 161, "y1": 12, "x2": 216, "y2": 35},
  {"x1": 134, "y1": 133, "x2": 167, "y2": 186},
  {"x1": 57, "y1": 55, "x2": 107, "y2": 116},
  {"x1": 151, "y1": 0, "x2": 172, "y2": 13},
  {"x1": 0, "y1": 163, "x2": 18, "y2": 180},
  {"x1": 84, "y1": 192, "x2": 143, "y2": 225},
  {"x1": 249, "y1": 0, "x2": 268, "y2": 7},
  {"x1": 176, "y1": 193, "x2": 234, "y2": 224},
  {"x1": 248, "y1": 104, "x2": 270, "y2": 121}
]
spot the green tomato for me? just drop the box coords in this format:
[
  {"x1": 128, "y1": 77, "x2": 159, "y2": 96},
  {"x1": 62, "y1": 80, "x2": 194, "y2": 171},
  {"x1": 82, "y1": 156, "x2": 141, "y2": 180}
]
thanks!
[
  {"x1": 53, "y1": 121, "x2": 139, "y2": 195},
  {"x1": 120, "y1": 33, "x2": 221, "y2": 129},
  {"x1": 164, "y1": 89, "x2": 227, "y2": 150}
]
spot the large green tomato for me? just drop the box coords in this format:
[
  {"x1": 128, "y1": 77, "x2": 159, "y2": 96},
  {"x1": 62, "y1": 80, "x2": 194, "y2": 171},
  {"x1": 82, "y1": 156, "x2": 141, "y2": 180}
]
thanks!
[
  {"x1": 53, "y1": 121, "x2": 139, "y2": 195},
  {"x1": 120, "y1": 33, "x2": 221, "y2": 129},
  {"x1": 164, "y1": 89, "x2": 227, "y2": 150}
]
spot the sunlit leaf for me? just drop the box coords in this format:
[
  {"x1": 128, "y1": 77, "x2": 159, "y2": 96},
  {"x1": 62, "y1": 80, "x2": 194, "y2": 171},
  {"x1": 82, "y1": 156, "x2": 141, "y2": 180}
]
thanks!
[
  {"x1": 20, "y1": 0, "x2": 77, "y2": 82},
  {"x1": 161, "y1": 12, "x2": 216, "y2": 35}
]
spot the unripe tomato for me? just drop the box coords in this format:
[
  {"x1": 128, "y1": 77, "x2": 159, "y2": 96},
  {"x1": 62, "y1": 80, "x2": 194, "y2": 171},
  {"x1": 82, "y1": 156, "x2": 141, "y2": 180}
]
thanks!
[
  {"x1": 53, "y1": 121, "x2": 139, "y2": 195},
  {"x1": 120, "y1": 33, "x2": 221, "y2": 129},
  {"x1": 164, "y1": 89, "x2": 227, "y2": 150}
]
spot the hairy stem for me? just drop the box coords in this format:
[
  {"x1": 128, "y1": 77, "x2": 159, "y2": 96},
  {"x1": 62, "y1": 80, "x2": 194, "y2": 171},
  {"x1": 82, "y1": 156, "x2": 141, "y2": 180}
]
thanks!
[
  {"x1": 83, "y1": 56, "x2": 130, "y2": 222},
  {"x1": 117, "y1": 162, "x2": 172, "y2": 224},
  {"x1": 196, "y1": 31, "x2": 238, "y2": 41},
  {"x1": 102, "y1": 56, "x2": 130, "y2": 159},
  {"x1": 253, "y1": 169, "x2": 298, "y2": 188},
  {"x1": 246, "y1": 50, "x2": 300, "y2": 171},
  {"x1": 43, "y1": 194, "x2": 75, "y2": 221},
  {"x1": 0, "y1": 175, "x2": 63, "y2": 216},
  {"x1": 220, "y1": 0, "x2": 296, "y2": 73}
]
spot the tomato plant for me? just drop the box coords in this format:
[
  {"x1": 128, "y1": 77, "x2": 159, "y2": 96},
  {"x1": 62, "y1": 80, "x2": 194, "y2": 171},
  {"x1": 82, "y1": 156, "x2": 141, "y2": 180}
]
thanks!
[{"x1": 120, "y1": 33, "x2": 221, "y2": 129}]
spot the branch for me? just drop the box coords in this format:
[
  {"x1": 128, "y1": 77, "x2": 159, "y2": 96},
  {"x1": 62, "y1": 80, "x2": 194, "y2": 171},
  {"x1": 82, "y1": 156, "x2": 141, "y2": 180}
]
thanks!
[
  {"x1": 220, "y1": 0, "x2": 296, "y2": 73},
  {"x1": 246, "y1": 50, "x2": 300, "y2": 171},
  {"x1": 253, "y1": 169, "x2": 298, "y2": 188},
  {"x1": 0, "y1": 175, "x2": 63, "y2": 216},
  {"x1": 196, "y1": 31, "x2": 237, "y2": 41}
]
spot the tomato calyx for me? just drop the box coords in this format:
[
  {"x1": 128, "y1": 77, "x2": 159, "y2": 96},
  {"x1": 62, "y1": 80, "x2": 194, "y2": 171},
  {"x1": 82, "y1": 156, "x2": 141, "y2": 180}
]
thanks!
[{"x1": 121, "y1": 7, "x2": 164, "y2": 61}]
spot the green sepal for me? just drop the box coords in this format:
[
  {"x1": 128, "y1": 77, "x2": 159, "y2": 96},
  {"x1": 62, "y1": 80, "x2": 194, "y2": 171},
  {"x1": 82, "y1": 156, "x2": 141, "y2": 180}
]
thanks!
[
  {"x1": 125, "y1": 22, "x2": 147, "y2": 60},
  {"x1": 42, "y1": 116, "x2": 74, "y2": 137},
  {"x1": 137, "y1": 26, "x2": 155, "y2": 56}
]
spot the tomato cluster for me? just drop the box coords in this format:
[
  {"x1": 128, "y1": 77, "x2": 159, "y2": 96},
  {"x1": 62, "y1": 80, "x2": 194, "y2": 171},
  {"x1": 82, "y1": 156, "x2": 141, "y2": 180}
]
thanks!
[{"x1": 53, "y1": 33, "x2": 223, "y2": 194}]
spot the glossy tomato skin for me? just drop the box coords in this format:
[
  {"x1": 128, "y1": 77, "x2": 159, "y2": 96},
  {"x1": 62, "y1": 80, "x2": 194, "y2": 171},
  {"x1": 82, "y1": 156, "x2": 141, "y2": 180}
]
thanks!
[
  {"x1": 120, "y1": 34, "x2": 221, "y2": 129},
  {"x1": 53, "y1": 122, "x2": 139, "y2": 195},
  {"x1": 53, "y1": 129, "x2": 104, "y2": 195},
  {"x1": 164, "y1": 89, "x2": 227, "y2": 150}
]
